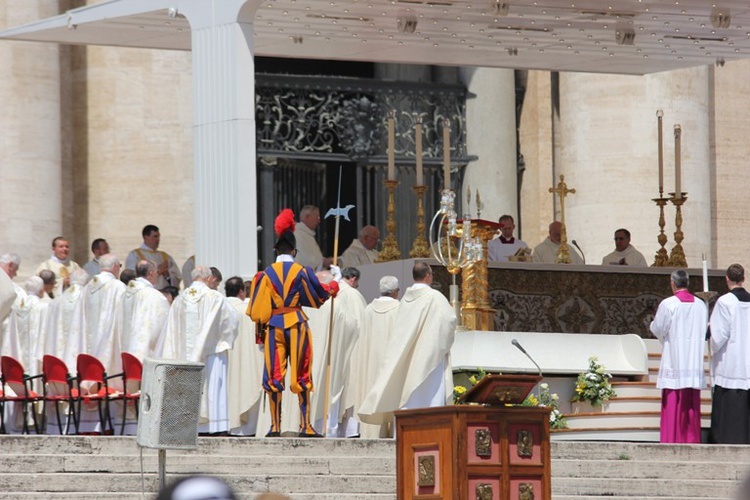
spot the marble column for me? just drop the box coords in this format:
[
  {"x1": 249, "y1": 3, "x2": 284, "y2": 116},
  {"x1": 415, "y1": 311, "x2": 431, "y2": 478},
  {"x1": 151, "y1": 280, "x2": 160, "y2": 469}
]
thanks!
[
  {"x1": 459, "y1": 67, "x2": 517, "y2": 223},
  {"x1": 0, "y1": 1, "x2": 62, "y2": 273},
  {"x1": 556, "y1": 67, "x2": 710, "y2": 267}
]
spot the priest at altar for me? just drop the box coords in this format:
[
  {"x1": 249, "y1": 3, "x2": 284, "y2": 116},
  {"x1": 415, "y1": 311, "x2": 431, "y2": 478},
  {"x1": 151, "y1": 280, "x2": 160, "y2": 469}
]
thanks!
[
  {"x1": 532, "y1": 221, "x2": 583, "y2": 265},
  {"x1": 601, "y1": 228, "x2": 648, "y2": 267}
]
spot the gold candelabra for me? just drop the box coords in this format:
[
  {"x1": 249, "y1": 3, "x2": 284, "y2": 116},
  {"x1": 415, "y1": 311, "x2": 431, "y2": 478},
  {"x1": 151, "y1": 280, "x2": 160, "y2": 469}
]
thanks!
[
  {"x1": 667, "y1": 192, "x2": 687, "y2": 268},
  {"x1": 651, "y1": 195, "x2": 671, "y2": 267},
  {"x1": 409, "y1": 185, "x2": 430, "y2": 258},
  {"x1": 376, "y1": 179, "x2": 402, "y2": 262}
]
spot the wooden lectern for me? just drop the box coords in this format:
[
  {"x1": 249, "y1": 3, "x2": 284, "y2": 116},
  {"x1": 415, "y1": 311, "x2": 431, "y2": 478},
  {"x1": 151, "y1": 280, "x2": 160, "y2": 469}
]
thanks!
[{"x1": 395, "y1": 375, "x2": 550, "y2": 500}]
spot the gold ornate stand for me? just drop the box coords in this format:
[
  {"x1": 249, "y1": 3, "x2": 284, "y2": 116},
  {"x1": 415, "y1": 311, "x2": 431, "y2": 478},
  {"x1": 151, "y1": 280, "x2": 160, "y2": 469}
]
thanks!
[
  {"x1": 409, "y1": 185, "x2": 430, "y2": 258},
  {"x1": 652, "y1": 196, "x2": 670, "y2": 267},
  {"x1": 461, "y1": 218, "x2": 502, "y2": 331},
  {"x1": 667, "y1": 192, "x2": 687, "y2": 268},
  {"x1": 376, "y1": 179, "x2": 402, "y2": 262}
]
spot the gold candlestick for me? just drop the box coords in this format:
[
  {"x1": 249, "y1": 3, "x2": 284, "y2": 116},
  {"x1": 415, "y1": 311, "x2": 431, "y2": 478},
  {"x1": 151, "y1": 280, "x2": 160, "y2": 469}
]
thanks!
[
  {"x1": 376, "y1": 179, "x2": 402, "y2": 262},
  {"x1": 409, "y1": 185, "x2": 430, "y2": 258},
  {"x1": 651, "y1": 195, "x2": 670, "y2": 267},
  {"x1": 667, "y1": 192, "x2": 688, "y2": 268}
]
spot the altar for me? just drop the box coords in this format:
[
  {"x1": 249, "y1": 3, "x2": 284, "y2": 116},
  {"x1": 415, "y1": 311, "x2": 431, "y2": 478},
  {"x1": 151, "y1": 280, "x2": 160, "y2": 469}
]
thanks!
[{"x1": 358, "y1": 259, "x2": 727, "y2": 338}]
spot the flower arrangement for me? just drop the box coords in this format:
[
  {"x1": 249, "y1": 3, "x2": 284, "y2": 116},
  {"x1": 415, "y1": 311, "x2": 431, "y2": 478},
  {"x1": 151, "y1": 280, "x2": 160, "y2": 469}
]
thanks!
[
  {"x1": 522, "y1": 383, "x2": 567, "y2": 429},
  {"x1": 571, "y1": 356, "x2": 616, "y2": 407},
  {"x1": 453, "y1": 368, "x2": 488, "y2": 404}
]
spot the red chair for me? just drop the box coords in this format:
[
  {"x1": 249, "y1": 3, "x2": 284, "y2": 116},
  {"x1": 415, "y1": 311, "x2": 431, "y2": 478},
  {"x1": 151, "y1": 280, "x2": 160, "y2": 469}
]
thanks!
[
  {"x1": 1, "y1": 356, "x2": 44, "y2": 434},
  {"x1": 75, "y1": 354, "x2": 124, "y2": 435},
  {"x1": 120, "y1": 352, "x2": 143, "y2": 435},
  {"x1": 41, "y1": 355, "x2": 79, "y2": 435}
]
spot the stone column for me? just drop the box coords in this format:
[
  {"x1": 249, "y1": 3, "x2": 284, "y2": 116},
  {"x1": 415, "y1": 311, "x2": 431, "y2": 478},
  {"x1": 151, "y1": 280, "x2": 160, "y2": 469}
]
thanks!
[
  {"x1": 556, "y1": 68, "x2": 710, "y2": 267},
  {"x1": 0, "y1": 1, "x2": 62, "y2": 272},
  {"x1": 459, "y1": 67, "x2": 517, "y2": 224}
]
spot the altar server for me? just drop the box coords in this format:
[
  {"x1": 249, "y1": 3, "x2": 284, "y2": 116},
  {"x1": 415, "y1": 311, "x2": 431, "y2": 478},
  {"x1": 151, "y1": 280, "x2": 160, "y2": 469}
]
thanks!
[
  {"x1": 649, "y1": 269, "x2": 707, "y2": 443},
  {"x1": 709, "y1": 264, "x2": 750, "y2": 444}
]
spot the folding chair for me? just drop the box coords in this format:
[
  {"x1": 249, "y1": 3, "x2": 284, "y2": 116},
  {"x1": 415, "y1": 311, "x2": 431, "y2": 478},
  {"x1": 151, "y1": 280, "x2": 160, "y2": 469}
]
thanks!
[
  {"x1": 120, "y1": 352, "x2": 143, "y2": 435},
  {"x1": 75, "y1": 354, "x2": 124, "y2": 435},
  {"x1": 41, "y1": 355, "x2": 79, "y2": 435},
  {"x1": 1, "y1": 356, "x2": 44, "y2": 434}
]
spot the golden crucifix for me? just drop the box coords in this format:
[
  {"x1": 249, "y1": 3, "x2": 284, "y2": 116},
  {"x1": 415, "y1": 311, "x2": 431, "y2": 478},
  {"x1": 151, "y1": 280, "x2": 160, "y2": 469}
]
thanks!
[{"x1": 549, "y1": 174, "x2": 576, "y2": 264}]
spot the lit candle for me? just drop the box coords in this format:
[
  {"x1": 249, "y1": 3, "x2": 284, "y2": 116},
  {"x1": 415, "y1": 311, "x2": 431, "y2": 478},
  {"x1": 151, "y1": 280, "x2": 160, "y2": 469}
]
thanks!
[
  {"x1": 657, "y1": 110, "x2": 664, "y2": 194},
  {"x1": 415, "y1": 115, "x2": 423, "y2": 186},
  {"x1": 702, "y1": 255, "x2": 709, "y2": 293},
  {"x1": 674, "y1": 124, "x2": 682, "y2": 199},
  {"x1": 387, "y1": 110, "x2": 395, "y2": 181},
  {"x1": 443, "y1": 118, "x2": 451, "y2": 190}
]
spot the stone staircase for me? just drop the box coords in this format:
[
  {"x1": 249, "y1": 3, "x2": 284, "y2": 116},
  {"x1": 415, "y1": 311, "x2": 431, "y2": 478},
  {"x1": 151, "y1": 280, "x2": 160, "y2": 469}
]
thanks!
[
  {"x1": 0, "y1": 435, "x2": 748, "y2": 499},
  {"x1": 554, "y1": 339, "x2": 712, "y2": 442}
]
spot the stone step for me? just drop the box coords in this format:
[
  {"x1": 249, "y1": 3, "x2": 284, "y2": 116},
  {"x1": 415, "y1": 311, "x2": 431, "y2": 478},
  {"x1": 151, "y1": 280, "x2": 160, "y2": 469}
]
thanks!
[
  {"x1": 552, "y1": 459, "x2": 747, "y2": 481},
  {"x1": 563, "y1": 411, "x2": 711, "y2": 429},
  {"x1": 613, "y1": 382, "x2": 712, "y2": 399},
  {"x1": 551, "y1": 442, "x2": 750, "y2": 462},
  {"x1": 602, "y1": 396, "x2": 712, "y2": 413},
  {"x1": 552, "y1": 428, "x2": 660, "y2": 442},
  {"x1": 552, "y1": 477, "x2": 737, "y2": 498}
]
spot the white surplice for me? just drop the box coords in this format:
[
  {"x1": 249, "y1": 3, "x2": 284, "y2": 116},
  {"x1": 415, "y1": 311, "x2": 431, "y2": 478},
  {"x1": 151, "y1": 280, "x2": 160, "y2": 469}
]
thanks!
[
  {"x1": 121, "y1": 277, "x2": 170, "y2": 360},
  {"x1": 353, "y1": 296, "x2": 399, "y2": 438},
  {"x1": 487, "y1": 237, "x2": 528, "y2": 262},
  {"x1": 601, "y1": 244, "x2": 648, "y2": 267},
  {"x1": 710, "y1": 291, "x2": 750, "y2": 389},
  {"x1": 226, "y1": 296, "x2": 264, "y2": 436},
  {"x1": 358, "y1": 284, "x2": 456, "y2": 425},
  {"x1": 161, "y1": 282, "x2": 238, "y2": 433}
]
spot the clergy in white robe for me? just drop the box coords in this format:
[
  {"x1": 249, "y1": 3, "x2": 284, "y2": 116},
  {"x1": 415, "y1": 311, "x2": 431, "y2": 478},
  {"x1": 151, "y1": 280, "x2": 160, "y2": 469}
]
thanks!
[
  {"x1": 121, "y1": 260, "x2": 170, "y2": 361},
  {"x1": 601, "y1": 229, "x2": 648, "y2": 267},
  {"x1": 161, "y1": 266, "x2": 238, "y2": 434},
  {"x1": 311, "y1": 269, "x2": 366, "y2": 437},
  {"x1": 532, "y1": 222, "x2": 583, "y2": 265},
  {"x1": 35, "y1": 237, "x2": 82, "y2": 297},
  {"x1": 293, "y1": 205, "x2": 329, "y2": 271},
  {"x1": 709, "y1": 264, "x2": 750, "y2": 444},
  {"x1": 354, "y1": 275, "x2": 400, "y2": 438},
  {"x1": 65, "y1": 254, "x2": 126, "y2": 378},
  {"x1": 43, "y1": 269, "x2": 89, "y2": 363},
  {"x1": 487, "y1": 215, "x2": 528, "y2": 263},
  {"x1": 649, "y1": 269, "x2": 707, "y2": 444},
  {"x1": 1, "y1": 253, "x2": 27, "y2": 345},
  {"x1": 340, "y1": 226, "x2": 380, "y2": 268},
  {"x1": 358, "y1": 262, "x2": 456, "y2": 426},
  {"x1": 0, "y1": 255, "x2": 18, "y2": 323},
  {"x1": 2, "y1": 276, "x2": 49, "y2": 377},
  {"x1": 124, "y1": 225, "x2": 182, "y2": 290},
  {"x1": 223, "y1": 277, "x2": 264, "y2": 436}
]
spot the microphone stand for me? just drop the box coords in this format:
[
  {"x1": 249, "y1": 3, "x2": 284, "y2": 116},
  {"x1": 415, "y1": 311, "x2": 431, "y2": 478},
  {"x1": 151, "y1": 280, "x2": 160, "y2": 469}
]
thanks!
[
  {"x1": 571, "y1": 239, "x2": 585, "y2": 264},
  {"x1": 512, "y1": 339, "x2": 543, "y2": 400}
]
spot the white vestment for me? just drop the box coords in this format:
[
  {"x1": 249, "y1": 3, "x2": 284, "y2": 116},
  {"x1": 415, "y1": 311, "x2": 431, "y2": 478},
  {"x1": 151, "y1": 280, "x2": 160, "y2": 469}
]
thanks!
[
  {"x1": 354, "y1": 296, "x2": 400, "y2": 438},
  {"x1": 121, "y1": 277, "x2": 170, "y2": 360},
  {"x1": 0, "y1": 270, "x2": 16, "y2": 323},
  {"x1": 310, "y1": 281, "x2": 366, "y2": 437},
  {"x1": 340, "y1": 239, "x2": 379, "y2": 268},
  {"x1": 66, "y1": 272, "x2": 126, "y2": 378},
  {"x1": 226, "y1": 296, "x2": 264, "y2": 436},
  {"x1": 1, "y1": 282, "x2": 27, "y2": 351},
  {"x1": 43, "y1": 283, "x2": 84, "y2": 363},
  {"x1": 532, "y1": 237, "x2": 584, "y2": 265},
  {"x1": 124, "y1": 245, "x2": 182, "y2": 290},
  {"x1": 358, "y1": 284, "x2": 456, "y2": 425},
  {"x1": 649, "y1": 293, "x2": 707, "y2": 389},
  {"x1": 601, "y1": 245, "x2": 648, "y2": 267},
  {"x1": 161, "y1": 282, "x2": 238, "y2": 432},
  {"x1": 487, "y1": 237, "x2": 528, "y2": 262},
  {"x1": 36, "y1": 257, "x2": 82, "y2": 297},
  {"x1": 2, "y1": 294, "x2": 49, "y2": 376},
  {"x1": 294, "y1": 223, "x2": 324, "y2": 271},
  {"x1": 710, "y1": 291, "x2": 750, "y2": 389}
]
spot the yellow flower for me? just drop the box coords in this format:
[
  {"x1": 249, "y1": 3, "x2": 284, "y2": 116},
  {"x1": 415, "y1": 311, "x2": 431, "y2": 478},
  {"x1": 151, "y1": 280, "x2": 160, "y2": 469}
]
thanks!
[{"x1": 454, "y1": 385, "x2": 467, "y2": 395}]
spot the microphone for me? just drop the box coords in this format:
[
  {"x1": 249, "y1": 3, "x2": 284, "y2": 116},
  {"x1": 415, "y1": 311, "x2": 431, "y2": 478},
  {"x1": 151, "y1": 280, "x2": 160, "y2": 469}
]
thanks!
[
  {"x1": 512, "y1": 339, "x2": 543, "y2": 378},
  {"x1": 571, "y1": 239, "x2": 586, "y2": 264}
]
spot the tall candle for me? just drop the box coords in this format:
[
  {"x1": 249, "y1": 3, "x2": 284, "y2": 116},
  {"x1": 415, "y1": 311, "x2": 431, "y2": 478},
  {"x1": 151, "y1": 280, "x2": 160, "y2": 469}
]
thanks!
[
  {"x1": 702, "y1": 255, "x2": 709, "y2": 293},
  {"x1": 657, "y1": 110, "x2": 664, "y2": 194},
  {"x1": 443, "y1": 118, "x2": 451, "y2": 190},
  {"x1": 387, "y1": 110, "x2": 395, "y2": 181},
  {"x1": 674, "y1": 124, "x2": 682, "y2": 199},
  {"x1": 415, "y1": 115, "x2": 423, "y2": 186}
]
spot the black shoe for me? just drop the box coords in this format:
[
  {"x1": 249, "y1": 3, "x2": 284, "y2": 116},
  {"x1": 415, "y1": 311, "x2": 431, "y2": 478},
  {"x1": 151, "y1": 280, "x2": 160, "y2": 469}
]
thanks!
[
  {"x1": 298, "y1": 431, "x2": 324, "y2": 438},
  {"x1": 266, "y1": 431, "x2": 281, "y2": 437}
]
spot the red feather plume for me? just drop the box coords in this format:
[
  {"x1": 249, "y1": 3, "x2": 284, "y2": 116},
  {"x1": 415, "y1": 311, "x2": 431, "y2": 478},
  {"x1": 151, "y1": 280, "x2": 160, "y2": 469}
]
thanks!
[{"x1": 274, "y1": 209, "x2": 296, "y2": 236}]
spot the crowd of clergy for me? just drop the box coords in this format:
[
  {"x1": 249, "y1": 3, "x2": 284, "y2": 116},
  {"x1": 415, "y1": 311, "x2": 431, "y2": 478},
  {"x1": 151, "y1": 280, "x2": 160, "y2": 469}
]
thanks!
[{"x1": 0, "y1": 217, "x2": 455, "y2": 438}]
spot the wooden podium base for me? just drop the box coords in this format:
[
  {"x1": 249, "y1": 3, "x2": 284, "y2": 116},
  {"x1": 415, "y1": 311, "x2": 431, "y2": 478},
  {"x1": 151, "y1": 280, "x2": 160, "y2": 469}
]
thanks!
[{"x1": 395, "y1": 405, "x2": 551, "y2": 500}]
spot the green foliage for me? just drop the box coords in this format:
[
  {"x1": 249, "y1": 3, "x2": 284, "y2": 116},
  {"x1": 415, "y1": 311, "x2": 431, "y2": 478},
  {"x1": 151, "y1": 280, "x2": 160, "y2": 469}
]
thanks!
[
  {"x1": 571, "y1": 356, "x2": 616, "y2": 407},
  {"x1": 522, "y1": 383, "x2": 568, "y2": 430}
]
